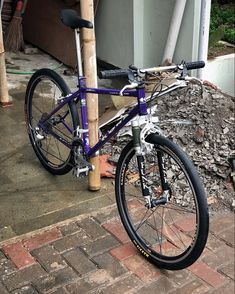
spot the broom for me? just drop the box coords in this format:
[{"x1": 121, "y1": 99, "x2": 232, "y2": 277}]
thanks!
[{"x1": 4, "y1": 0, "x2": 24, "y2": 52}]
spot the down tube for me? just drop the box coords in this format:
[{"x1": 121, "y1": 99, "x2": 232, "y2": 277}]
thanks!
[{"x1": 87, "y1": 105, "x2": 139, "y2": 158}]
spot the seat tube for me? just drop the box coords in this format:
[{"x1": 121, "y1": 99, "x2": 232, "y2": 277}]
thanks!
[
  {"x1": 78, "y1": 78, "x2": 90, "y2": 154},
  {"x1": 75, "y1": 29, "x2": 83, "y2": 76}
]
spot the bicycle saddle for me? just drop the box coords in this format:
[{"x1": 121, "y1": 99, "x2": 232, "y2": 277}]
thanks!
[{"x1": 60, "y1": 9, "x2": 93, "y2": 29}]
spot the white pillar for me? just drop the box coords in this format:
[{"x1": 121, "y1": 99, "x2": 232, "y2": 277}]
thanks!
[
  {"x1": 162, "y1": 0, "x2": 187, "y2": 64},
  {"x1": 198, "y1": 0, "x2": 211, "y2": 80}
]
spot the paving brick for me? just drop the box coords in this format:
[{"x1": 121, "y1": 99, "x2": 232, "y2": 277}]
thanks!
[
  {"x1": 154, "y1": 240, "x2": 178, "y2": 255},
  {"x1": 94, "y1": 208, "x2": 119, "y2": 224},
  {"x1": 63, "y1": 248, "x2": 97, "y2": 275},
  {"x1": 217, "y1": 227, "x2": 235, "y2": 247},
  {"x1": 136, "y1": 276, "x2": 173, "y2": 294},
  {"x1": 136, "y1": 224, "x2": 164, "y2": 245},
  {"x1": 174, "y1": 216, "x2": 196, "y2": 232},
  {"x1": 0, "y1": 282, "x2": 9, "y2": 294},
  {"x1": 205, "y1": 282, "x2": 235, "y2": 294},
  {"x1": 77, "y1": 217, "x2": 108, "y2": 240},
  {"x1": 66, "y1": 269, "x2": 111, "y2": 293},
  {"x1": 1, "y1": 264, "x2": 47, "y2": 291},
  {"x1": 205, "y1": 233, "x2": 224, "y2": 252},
  {"x1": 33, "y1": 275, "x2": 56, "y2": 293},
  {"x1": 122, "y1": 255, "x2": 161, "y2": 283},
  {"x1": 169, "y1": 279, "x2": 209, "y2": 294},
  {"x1": 210, "y1": 215, "x2": 234, "y2": 234},
  {"x1": 161, "y1": 225, "x2": 192, "y2": 250},
  {"x1": 31, "y1": 245, "x2": 67, "y2": 273},
  {"x1": 203, "y1": 245, "x2": 234, "y2": 269},
  {"x1": 102, "y1": 221, "x2": 129, "y2": 244},
  {"x1": 52, "y1": 231, "x2": 90, "y2": 253},
  {"x1": 93, "y1": 253, "x2": 127, "y2": 278},
  {"x1": 23, "y1": 228, "x2": 62, "y2": 251},
  {"x1": 50, "y1": 288, "x2": 69, "y2": 294},
  {"x1": 66, "y1": 278, "x2": 96, "y2": 294},
  {"x1": 33, "y1": 267, "x2": 78, "y2": 293},
  {"x1": 218, "y1": 263, "x2": 234, "y2": 280},
  {"x1": 163, "y1": 269, "x2": 194, "y2": 287},
  {"x1": 188, "y1": 261, "x2": 227, "y2": 288},
  {"x1": 81, "y1": 235, "x2": 120, "y2": 257},
  {"x1": 2, "y1": 242, "x2": 36, "y2": 269},
  {"x1": 100, "y1": 274, "x2": 142, "y2": 294},
  {"x1": 110, "y1": 242, "x2": 138, "y2": 261},
  {"x1": 0, "y1": 258, "x2": 16, "y2": 278},
  {"x1": 11, "y1": 285, "x2": 39, "y2": 294},
  {"x1": 58, "y1": 222, "x2": 80, "y2": 236}
]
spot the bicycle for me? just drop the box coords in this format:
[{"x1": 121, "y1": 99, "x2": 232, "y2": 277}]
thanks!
[{"x1": 24, "y1": 9, "x2": 209, "y2": 270}]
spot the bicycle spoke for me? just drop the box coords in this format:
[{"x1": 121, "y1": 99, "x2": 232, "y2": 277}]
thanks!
[
  {"x1": 154, "y1": 208, "x2": 188, "y2": 249},
  {"x1": 164, "y1": 204, "x2": 195, "y2": 214},
  {"x1": 39, "y1": 145, "x2": 67, "y2": 164}
]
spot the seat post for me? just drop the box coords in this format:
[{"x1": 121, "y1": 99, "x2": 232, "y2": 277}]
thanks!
[{"x1": 75, "y1": 29, "x2": 83, "y2": 76}]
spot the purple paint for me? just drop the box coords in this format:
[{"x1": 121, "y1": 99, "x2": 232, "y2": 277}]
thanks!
[{"x1": 39, "y1": 74, "x2": 148, "y2": 158}]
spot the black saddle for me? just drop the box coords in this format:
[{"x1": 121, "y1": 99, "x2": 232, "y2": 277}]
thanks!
[{"x1": 60, "y1": 9, "x2": 93, "y2": 29}]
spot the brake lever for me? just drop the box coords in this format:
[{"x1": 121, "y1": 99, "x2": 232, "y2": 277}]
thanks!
[{"x1": 119, "y1": 82, "x2": 139, "y2": 96}]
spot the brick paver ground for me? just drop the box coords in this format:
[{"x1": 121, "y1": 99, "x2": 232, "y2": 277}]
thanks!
[{"x1": 0, "y1": 207, "x2": 234, "y2": 294}]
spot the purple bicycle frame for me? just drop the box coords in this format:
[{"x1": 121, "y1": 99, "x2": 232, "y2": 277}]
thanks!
[{"x1": 40, "y1": 75, "x2": 148, "y2": 158}]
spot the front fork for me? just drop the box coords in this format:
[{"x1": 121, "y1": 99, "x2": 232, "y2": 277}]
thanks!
[{"x1": 132, "y1": 121, "x2": 170, "y2": 208}]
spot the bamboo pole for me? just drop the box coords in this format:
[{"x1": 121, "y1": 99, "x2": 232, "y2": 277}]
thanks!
[
  {"x1": 0, "y1": 14, "x2": 10, "y2": 107},
  {"x1": 80, "y1": 0, "x2": 100, "y2": 191}
]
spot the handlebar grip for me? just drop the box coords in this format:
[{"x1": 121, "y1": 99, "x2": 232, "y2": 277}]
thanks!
[
  {"x1": 185, "y1": 61, "x2": 205, "y2": 70},
  {"x1": 98, "y1": 69, "x2": 129, "y2": 79}
]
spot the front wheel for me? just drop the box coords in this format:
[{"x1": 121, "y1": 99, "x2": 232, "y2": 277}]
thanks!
[{"x1": 115, "y1": 134, "x2": 209, "y2": 270}]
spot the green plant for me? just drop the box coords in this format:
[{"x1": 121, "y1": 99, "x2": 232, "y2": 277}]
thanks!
[
  {"x1": 210, "y1": 1, "x2": 235, "y2": 44},
  {"x1": 224, "y1": 28, "x2": 235, "y2": 43}
]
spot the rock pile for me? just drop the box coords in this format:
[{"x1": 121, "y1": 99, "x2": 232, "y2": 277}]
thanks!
[{"x1": 156, "y1": 83, "x2": 234, "y2": 211}]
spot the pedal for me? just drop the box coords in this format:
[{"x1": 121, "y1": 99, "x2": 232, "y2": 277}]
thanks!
[
  {"x1": 73, "y1": 165, "x2": 93, "y2": 178},
  {"x1": 73, "y1": 155, "x2": 94, "y2": 178}
]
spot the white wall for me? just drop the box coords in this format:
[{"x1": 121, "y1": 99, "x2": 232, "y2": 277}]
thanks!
[
  {"x1": 95, "y1": 0, "x2": 134, "y2": 68},
  {"x1": 95, "y1": 0, "x2": 200, "y2": 68},
  {"x1": 204, "y1": 54, "x2": 235, "y2": 97}
]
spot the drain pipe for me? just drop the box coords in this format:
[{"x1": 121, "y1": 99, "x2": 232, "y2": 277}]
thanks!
[
  {"x1": 162, "y1": 0, "x2": 187, "y2": 64},
  {"x1": 198, "y1": 0, "x2": 212, "y2": 80}
]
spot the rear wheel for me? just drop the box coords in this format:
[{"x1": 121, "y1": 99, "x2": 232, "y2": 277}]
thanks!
[
  {"x1": 25, "y1": 69, "x2": 79, "y2": 175},
  {"x1": 115, "y1": 134, "x2": 209, "y2": 270}
]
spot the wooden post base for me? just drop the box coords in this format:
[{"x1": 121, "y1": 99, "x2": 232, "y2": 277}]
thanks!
[
  {"x1": 88, "y1": 156, "x2": 101, "y2": 191},
  {"x1": 0, "y1": 101, "x2": 13, "y2": 108},
  {"x1": 0, "y1": 15, "x2": 9, "y2": 105}
]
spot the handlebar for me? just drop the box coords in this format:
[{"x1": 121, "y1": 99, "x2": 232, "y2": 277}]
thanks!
[
  {"x1": 185, "y1": 61, "x2": 205, "y2": 70},
  {"x1": 98, "y1": 69, "x2": 130, "y2": 79},
  {"x1": 98, "y1": 61, "x2": 205, "y2": 80}
]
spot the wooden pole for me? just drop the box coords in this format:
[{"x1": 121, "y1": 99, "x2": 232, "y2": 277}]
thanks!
[
  {"x1": 0, "y1": 14, "x2": 10, "y2": 107},
  {"x1": 80, "y1": 0, "x2": 100, "y2": 191}
]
